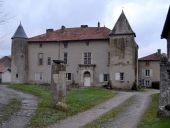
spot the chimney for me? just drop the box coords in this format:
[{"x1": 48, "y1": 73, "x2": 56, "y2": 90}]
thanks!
[
  {"x1": 46, "y1": 29, "x2": 54, "y2": 33},
  {"x1": 157, "y1": 49, "x2": 161, "y2": 55},
  {"x1": 81, "y1": 25, "x2": 88, "y2": 28},
  {"x1": 61, "y1": 25, "x2": 66, "y2": 30},
  {"x1": 98, "y1": 22, "x2": 100, "y2": 28}
]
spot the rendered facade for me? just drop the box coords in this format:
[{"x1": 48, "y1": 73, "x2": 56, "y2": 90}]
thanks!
[{"x1": 11, "y1": 11, "x2": 138, "y2": 89}]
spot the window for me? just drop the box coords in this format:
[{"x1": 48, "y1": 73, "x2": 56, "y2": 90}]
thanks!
[
  {"x1": 35, "y1": 72, "x2": 43, "y2": 81},
  {"x1": 145, "y1": 69, "x2": 152, "y2": 77},
  {"x1": 84, "y1": 52, "x2": 91, "y2": 64},
  {"x1": 120, "y1": 73, "x2": 124, "y2": 81},
  {"x1": 115, "y1": 72, "x2": 124, "y2": 81},
  {"x1": 104, "y1": 74, "x2": 109, "y2": 81},
  {"x1": 167, "y1": 70, "x2": 170, "y2": 79},
  {"x1": 64, "y1": 52, "x2": 68, "y2": 64},
  {"x1": 39, "y1": 43, "x2": 42, "y2": 48},
  {"x1": 108, "y1": 52, "x2": 110, "y2": 65},
  {"x1": 86, "y1": 41, "x2": 89, "y2": 46},
  {"x1": 66, "y1": 73, "x2": 72, "y2": 80},
  {"x1": 47, "y1": 57, "x2": 51, "y2": 65},
  {"x1": 16, "y1": 74, "x2": 18, "y2": 78},
  {"x1": 64, "y1": 42, "x2": 68, "y2": 48},
  {"x1": 145, "y1": 80, "x2": 150, "y2": 86},
  {"x1": 145, "y1": 61, "x2": 150, "y2": 66},
  {"x1": 38, "y1": 53, "x2": 43, "y2": 65}
]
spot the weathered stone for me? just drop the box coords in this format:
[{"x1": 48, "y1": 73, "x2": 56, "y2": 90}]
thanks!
[{"x1": 50, "y1": 60, "x2": 67, "y2": 109}]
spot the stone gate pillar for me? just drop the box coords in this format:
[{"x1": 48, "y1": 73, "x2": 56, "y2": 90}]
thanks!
[{"x1": 51, "y1": 60, "x2": 66, "y2": 109}]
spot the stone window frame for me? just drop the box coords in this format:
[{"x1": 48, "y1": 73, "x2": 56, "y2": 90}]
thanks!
[
  {"x1": 84, "y1": 52, "x2": 92, "y2": 64},
  {"x1": 145, "y1": 69, "x2": 152, "y2": 77},
  {"x1": 104, "y1": 74, "x2": 109, "y2": 82},
  {"x1": 38, "y1": 53, "x2": 44, "y2": 65},
  {"x1": 115, "y1": 72, "x2": 124, "y2": 81}
]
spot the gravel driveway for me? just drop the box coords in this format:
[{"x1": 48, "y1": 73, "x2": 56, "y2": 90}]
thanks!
[
  {"x1": 101, "y1": 89, "x2": 159, "y2": 128},
  {"x1": 0, "y1": 85, "x2": 38, "y2": 128}
]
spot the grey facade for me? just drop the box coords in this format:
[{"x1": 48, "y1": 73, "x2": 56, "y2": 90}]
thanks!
[{"x1": 11, "y1": 11, "x2": 138, "y2": 89}]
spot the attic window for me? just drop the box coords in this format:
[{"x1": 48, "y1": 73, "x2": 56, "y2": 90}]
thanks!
[
  {"x1": 40, "y1": 43, "x2": 42, "y2": 48},
  {"x1": 86, "y1": 41, "x2": 89, "y2": 46},
  {"x1": 64, "y1": 42, "x2": 68, "y2": 48}
]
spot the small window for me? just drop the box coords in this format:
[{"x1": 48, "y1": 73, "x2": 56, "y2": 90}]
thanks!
[
  {"x1": 40, "y1": 43, "x2": 42, "y2": 48},
  {"x1": 145, "y1": 61, "x2": 150, "y2": 66},
  {"x1": 38, "y1": 53, "x2": 43, "y2": 65},
  {"x1": 16, "y1": 74, "x2": 18, "y2": 78},
  {"x1": 145, "y1": 80, "x2": 150, "y2": 86},
  {"x1": 104, "y1": 74, "x2": 109, "y2": 81},
  {"x1": 167, "y1": 70, "x2": 170, "y2": 79},
  {"x1": 66, "y1": 73, "x2": 72, "y2": 80},
  {"x1": 120, "y1": 73, "x2": 124, "y2": 81},
  {"x1": 115, "y1": 72, "x2": 124, "y2": 81},
  {"x1": 35, "y1": 72, "x2": 43, "y2": 81},
  {"x1": 86, "y1": 41, "x2": 89, "y2": 46},
  {"x1": 47, "y1": 57, "x2": 51, "y2": 65},
  {"x1": 108, "y1": 52, "x2": 110, "y2": 65},
  {"x1": 145, "y1": 69, "x2": 150, "y2": 77},
  {"x1": 64, "y1": 52, "x2": 68, "y2": 64},
  {"x1": 64, "y1": 42, "x2": 68, "y2": 48}
]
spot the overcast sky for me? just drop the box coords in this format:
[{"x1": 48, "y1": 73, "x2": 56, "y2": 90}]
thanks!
[{"x1": 0, "y1": 0, "x2": 169, "y2": 57}]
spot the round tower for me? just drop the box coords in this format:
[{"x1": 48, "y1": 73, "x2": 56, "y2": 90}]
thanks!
[{"x1": 11, "y1": 22, "x2": 28, "y2": 83}]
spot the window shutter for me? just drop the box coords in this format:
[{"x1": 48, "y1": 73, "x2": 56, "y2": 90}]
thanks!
[
  {"x1": 99, "y1": 74, "x2": 103, "y2": 82},
  {"x1": 150, "y1": 69, "x2": 153, "y2": 77},
  {"x1": 142, "y1": 69, "x2": 145, "y2": 76},
  {"x1": 115, "y1": 73, "x2": 120, "y2": 80}
]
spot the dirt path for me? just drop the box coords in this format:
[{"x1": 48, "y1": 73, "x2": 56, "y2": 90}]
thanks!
[
  {"x1": 48, "y1": 91, "x2": 134, "y2": 128},
  {"x1": 0, "y1": 85, "x2": 38, "y2": 128},
  {"x1": 101, "y1": 89, "x2": 159, "y2": 128}
]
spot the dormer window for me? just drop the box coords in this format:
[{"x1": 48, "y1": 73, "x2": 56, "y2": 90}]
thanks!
[{"x1": 64, "y1": 42, "x2": 68, "y2": 48}]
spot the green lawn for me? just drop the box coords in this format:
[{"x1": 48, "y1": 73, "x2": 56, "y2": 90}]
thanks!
[
  {"x1": 138, "y1": 94, "x2": 170, "y2": 128},
  {"x1": 8, "y1": 84, "x2": 116, "y2": 128},
  {"x1": 0, "y1": 98, "x2": 21, "y2": 125},
  {"x1": 84, "y1": 96, "x2": 134, "y2": 128}
]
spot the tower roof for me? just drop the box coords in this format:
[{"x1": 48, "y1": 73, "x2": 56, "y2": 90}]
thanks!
[
  {"x1": 12, "y1": 22, "x2": 28, "y2": 39},
  {"x1": 110, "y1": 10, "x2": 136, "y2": 37},
  {"x1": 161, "y1": 6, "x2": 170, "y2": 39}
]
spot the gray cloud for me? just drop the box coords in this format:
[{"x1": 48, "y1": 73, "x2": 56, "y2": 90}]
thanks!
[{"x1": 0, "y1": 0, "x2": 169, "y2": 57}]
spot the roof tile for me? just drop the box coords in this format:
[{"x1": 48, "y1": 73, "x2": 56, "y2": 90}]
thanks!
[{"x1": 29, "y1": 27, "x2": 111, "y2": 42}]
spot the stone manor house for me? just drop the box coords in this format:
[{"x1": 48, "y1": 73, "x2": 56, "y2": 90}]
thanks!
[{"x1": 11, "y1": 11, "x2": 138, "y2": 89}]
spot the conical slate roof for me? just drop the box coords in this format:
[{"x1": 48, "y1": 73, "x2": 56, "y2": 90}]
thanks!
[
  {"x1": 110, "y1": 10, "x2": 136, "y2": 37},
  {"x1": 12, "y1": 23, "x2": 28, "y2": 39},
  {"x1": 161, "y1": 6, "x2": 170, "y2": 39}
]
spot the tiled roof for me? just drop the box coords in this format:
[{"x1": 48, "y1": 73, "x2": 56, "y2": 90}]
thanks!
[
  {"x1": 0, "y1": 56, "x2": 11, "y2": 68},
  {"x1": 29, "y1": 27, "x2": 111, "y2": 42},
  {"x1": 139, "y1": 53, "x2": 161, "y2": 61},
  {"x1": 0, "y1": 64, "x2": 5, "y2": 73}
]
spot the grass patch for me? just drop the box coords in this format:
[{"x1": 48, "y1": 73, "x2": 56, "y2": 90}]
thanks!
[
  {"x1": 0, "y1": 98, "x2": 21, "y2": 125},
  {"x1": 84, "y1": 96, "x2": 134, "y2": 128},
  {"x1": 138, "y1": 93, "x2": 170, "y2": 128},
  {"x1": 8, "y1": 84, "x2": 116, "y2": 128}
]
